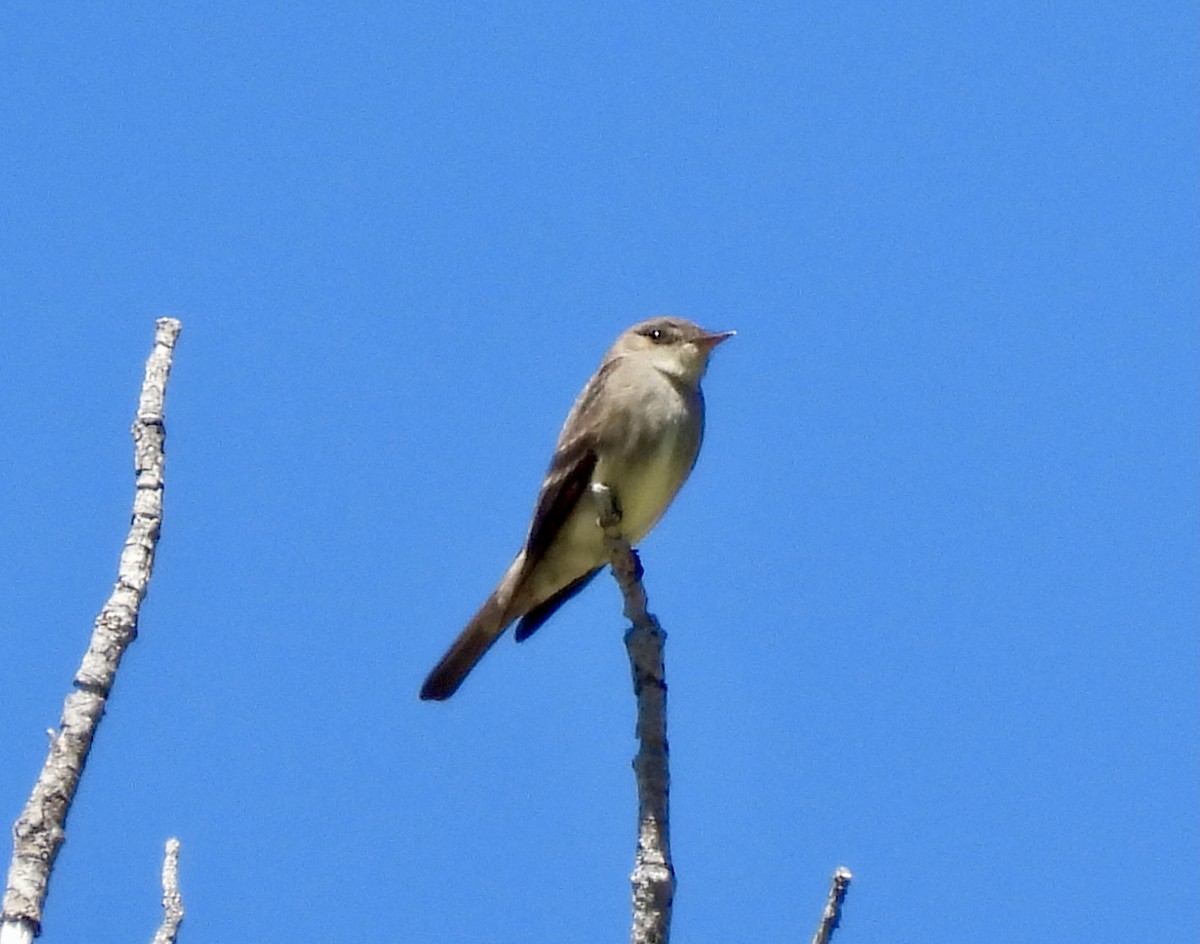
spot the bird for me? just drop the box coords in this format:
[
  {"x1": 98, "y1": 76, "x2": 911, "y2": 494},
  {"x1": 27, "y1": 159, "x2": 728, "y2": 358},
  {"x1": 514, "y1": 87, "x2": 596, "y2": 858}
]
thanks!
[{"x1": 419, "y1": 316, "x2": 733, "y2": 700}]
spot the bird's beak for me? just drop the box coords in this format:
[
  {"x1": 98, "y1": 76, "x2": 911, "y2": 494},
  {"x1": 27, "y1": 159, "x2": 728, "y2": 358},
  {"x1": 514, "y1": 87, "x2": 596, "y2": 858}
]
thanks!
[{"x1": 697, "y1": 329, "x2": 736, "y2": 351}]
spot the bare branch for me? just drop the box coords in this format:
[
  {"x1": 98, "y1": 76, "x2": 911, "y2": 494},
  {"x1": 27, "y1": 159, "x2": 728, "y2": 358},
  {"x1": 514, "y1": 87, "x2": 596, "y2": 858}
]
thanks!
[
  {"x1": 1, "y1": 318, "x2": 182, "y2": 941},
  {"x1": 149, "y1": 839, "x2": 184, "y2": 944},
  {"x1": 590, "y1": 484, "x2": 675, "y2": 944},
  {"x1": 810, "y1": 866, "x2": 853, "y2": 944}
]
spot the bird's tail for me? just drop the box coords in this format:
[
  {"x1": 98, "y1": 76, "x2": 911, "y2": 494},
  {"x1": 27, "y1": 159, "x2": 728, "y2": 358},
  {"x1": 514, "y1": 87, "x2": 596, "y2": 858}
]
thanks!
[{"x1": 419, "y1": 592, "x2": 511, "y2": 700}]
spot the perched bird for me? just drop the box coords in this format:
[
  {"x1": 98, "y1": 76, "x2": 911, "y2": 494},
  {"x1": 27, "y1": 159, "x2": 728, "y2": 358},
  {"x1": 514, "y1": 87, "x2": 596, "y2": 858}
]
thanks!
[{"x1": 420, "y1": 316, "x2": 733, "y2": 700}]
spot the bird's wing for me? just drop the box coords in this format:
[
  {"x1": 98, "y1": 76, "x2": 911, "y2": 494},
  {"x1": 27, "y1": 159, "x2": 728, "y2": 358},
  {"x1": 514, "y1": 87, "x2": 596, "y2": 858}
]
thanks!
[
  {"x1": 523, "y1": 436, "x2": 598, "y2": 569},
  {"x1": 514, "y1": 566, "x2": 602, "y2": 641},
  {"x1": 521, "y1": 358, "x2": 620, "y2": 570}
]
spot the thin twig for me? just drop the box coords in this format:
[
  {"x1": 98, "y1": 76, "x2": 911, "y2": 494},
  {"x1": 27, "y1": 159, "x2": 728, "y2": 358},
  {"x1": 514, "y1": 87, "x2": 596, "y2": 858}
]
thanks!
[
  {"x1": 149, "y1": 838, "x2": 184, "y2": 944},
  {"x1": 1, "y1": 318, "x2": 182, "y2": 943},
  {"x1": 810, "y1": 866, "x2": 853, "y2": 944},
  {"x1": 591, "y1": 484, "x2": 675, "y2": 944}
]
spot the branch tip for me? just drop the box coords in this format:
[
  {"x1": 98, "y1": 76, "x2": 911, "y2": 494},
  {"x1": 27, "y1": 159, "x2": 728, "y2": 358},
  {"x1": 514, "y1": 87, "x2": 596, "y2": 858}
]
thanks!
[{"x1": 810, "y1": 865, "x2": 853, "y2": 944}]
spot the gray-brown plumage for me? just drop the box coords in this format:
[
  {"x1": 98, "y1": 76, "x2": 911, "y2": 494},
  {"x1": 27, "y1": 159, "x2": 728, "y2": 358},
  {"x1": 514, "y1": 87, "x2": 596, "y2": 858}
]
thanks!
[{"x1": 419, "y1": 317, "x2": 733, "y2": 700}]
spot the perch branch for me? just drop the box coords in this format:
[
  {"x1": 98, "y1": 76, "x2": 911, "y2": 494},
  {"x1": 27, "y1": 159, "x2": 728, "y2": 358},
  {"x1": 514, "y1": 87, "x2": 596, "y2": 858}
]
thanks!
[{"x1": 590, "y1": 483, "x2": 675, "y2": 944}]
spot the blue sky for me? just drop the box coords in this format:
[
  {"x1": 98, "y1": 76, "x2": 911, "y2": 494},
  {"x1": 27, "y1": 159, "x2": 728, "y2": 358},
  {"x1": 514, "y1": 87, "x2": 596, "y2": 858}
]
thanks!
[{"x1": 2, "y1": 3, "x2": 1196, "y2": 942}]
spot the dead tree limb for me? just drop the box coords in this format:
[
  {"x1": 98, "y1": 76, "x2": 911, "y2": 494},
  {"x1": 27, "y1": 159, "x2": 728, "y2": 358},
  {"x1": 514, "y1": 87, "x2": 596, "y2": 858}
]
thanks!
[
  {"x1": 591, "y1": 483, "x2": 674, "y2": 944},
  {"x1": 810, "y1": 866, "x2": 853, "y2": 944},
  {"x1": 149, "y1": 838, "x2": 184, "y2": 944},
  {"x1": 1, "y1": 318, "x2": 182, "y2": 944}
]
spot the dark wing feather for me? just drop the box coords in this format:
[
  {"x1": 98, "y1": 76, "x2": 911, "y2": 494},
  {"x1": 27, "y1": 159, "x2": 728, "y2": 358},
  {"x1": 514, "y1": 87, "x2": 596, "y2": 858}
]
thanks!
[
  {"x1": 514, "y1": 566, "x2": 602, "y2": 641},
  {"x1": 522, "y1": 358, "x2": 622, "y2": 569},
  {"x1": 523, "y1": 442, "x2": 597, "y2": 569}
]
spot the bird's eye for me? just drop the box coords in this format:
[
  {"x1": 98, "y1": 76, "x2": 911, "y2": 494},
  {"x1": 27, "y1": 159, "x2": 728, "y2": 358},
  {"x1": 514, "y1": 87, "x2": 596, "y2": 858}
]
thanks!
[{"x1": 639, "y1": 324, "x2": 672, "y2": 343}]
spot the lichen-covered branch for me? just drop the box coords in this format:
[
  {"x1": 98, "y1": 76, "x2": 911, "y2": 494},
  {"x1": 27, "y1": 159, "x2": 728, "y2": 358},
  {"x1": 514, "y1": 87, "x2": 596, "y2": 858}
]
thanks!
[
  {"x1": 1, "y1": 318, "x2": 182, "y2": 943},
  {"x1": 590, "y1": 483, "x2": 675, "y2": 944},
  {"x1": 810, "y1": 866, "x2": 853, "y2": 944},
  {"x1": 149, "y1": 838, "x2": 184, "y2": 944}
]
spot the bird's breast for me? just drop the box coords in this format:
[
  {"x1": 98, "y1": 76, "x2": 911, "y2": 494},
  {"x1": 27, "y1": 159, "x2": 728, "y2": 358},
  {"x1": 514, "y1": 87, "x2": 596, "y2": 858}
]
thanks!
[{"x1": 593, "y1": 406, "x2": 699, "y2": 544}]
